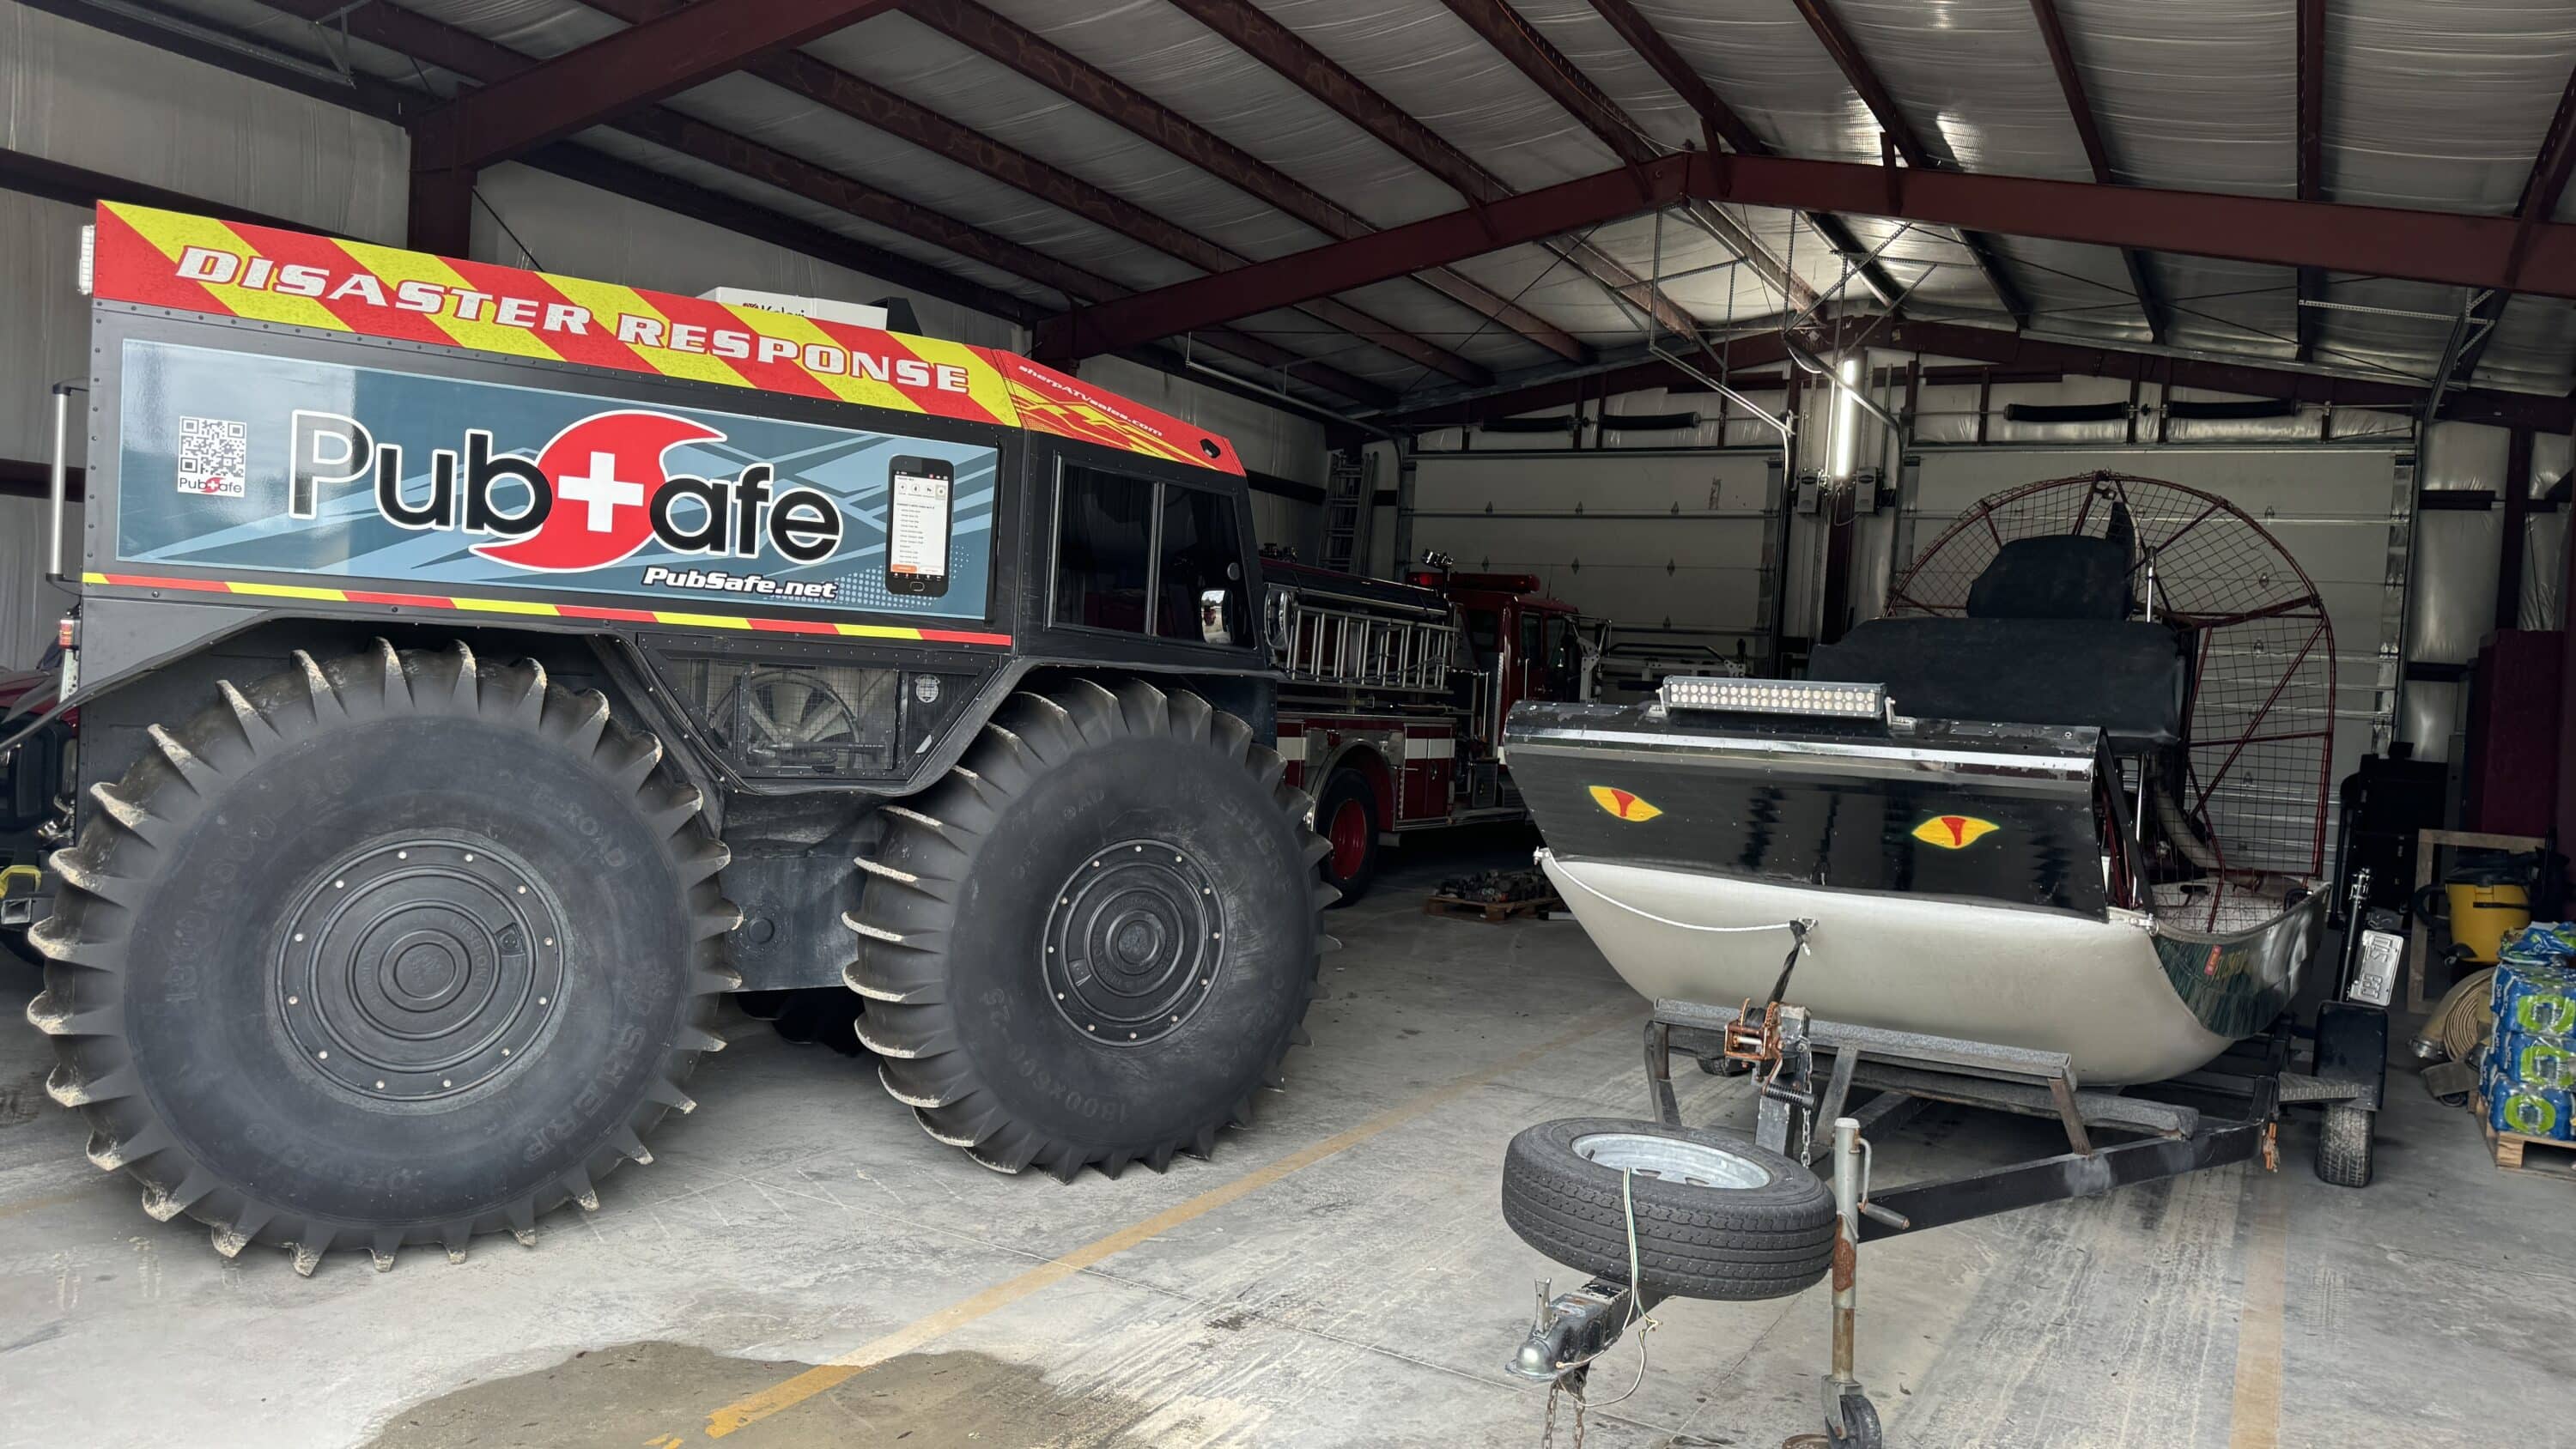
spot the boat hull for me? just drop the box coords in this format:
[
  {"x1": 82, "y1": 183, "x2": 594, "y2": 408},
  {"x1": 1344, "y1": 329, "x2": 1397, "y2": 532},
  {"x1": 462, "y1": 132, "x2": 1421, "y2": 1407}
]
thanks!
[{"x1": 1540, "y1": 852, "x2": 2315, "y2": 1085}]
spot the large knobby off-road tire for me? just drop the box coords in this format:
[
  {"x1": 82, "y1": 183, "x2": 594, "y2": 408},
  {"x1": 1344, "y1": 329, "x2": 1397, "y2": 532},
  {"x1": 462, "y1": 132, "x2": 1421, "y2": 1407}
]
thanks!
[
  {"x1": 848, "y1": 678, "x2": 1330, "y2": 1181},
  {"x1": 1501, "y1": 1117, "x2": 1837, "y2": 1300},
  {"x1": 27, "y1": 642, "x2": 735, "y2": 1274}
]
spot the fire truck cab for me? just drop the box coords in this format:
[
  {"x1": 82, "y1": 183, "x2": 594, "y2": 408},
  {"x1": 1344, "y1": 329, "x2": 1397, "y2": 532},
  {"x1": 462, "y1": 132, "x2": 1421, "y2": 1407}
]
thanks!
[{"x1": 1266, "y1": 555, "x2": 1588, "y2": 902}]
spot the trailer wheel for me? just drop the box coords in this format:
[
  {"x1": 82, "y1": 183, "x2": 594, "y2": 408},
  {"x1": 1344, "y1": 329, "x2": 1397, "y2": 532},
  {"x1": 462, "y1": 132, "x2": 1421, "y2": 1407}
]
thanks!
[
  {"x1": 1501, "y1": 1117, "x2": 1835, "y2": 1300},
  {"x1": 1315, "y1": 767, "x2": 1380, "y2": 906},
  {"x1": 2315, "y1": 1103, "x2": 2373, "y2": 1188},
  {"x1": 27, "y1": 643, "x2": 734, "y2": 1273},
  {"x1": 848, "y1": 679, "x2": 1327, "y2": 1181}
]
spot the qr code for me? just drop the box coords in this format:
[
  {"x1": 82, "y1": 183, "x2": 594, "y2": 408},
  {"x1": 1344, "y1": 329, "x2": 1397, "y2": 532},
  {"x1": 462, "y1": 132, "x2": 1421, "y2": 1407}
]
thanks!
[{"x1": 177, "y1": 415, "x2": 247, "y2": 498}]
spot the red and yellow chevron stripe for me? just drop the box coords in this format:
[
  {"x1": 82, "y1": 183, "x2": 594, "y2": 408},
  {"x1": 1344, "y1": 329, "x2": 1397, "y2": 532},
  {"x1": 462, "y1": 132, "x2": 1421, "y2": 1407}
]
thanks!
[
  {"x1": 81, "y1": 572, "x2": 1012, "y2": 647},
  {"x1": 90, "y1": 203, "x2": 1242, "y2": 476}
]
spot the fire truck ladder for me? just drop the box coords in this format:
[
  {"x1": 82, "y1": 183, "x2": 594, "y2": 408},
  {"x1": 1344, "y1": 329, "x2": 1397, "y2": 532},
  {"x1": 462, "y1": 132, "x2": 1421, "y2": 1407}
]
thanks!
[
  {"x1": 1269, "y1": 591, "x2": 1453, "y2": 694},
  {"x1": 1318, "y1": 452, "x2": 1374, "y2": 574}
]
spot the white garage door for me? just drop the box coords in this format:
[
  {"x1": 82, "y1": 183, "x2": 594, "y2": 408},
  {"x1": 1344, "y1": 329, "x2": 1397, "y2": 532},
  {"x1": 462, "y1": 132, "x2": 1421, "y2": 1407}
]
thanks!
[{"x1": 1406, "y1": 450, "x2": 1781, "y2": 669}]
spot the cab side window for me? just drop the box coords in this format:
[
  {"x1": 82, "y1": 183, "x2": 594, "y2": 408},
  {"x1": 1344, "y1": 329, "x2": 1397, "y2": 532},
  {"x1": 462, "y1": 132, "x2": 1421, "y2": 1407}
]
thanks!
[
  {"x1": 1052, "y1": 466, "x2": 1153, "y2": 633},
  {"x1": 1156, "y1": 486, "x2": 1244, "y2": 638},
  {"x1": 1053, "y1": 464, "x2": 1248, "y2": 644}
]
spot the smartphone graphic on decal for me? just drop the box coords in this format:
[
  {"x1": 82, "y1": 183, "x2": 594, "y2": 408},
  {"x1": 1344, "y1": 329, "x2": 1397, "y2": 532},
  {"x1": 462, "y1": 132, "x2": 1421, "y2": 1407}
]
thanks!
[{"x1": 885, "y1": 456, "x2": 952, "y2": 597}]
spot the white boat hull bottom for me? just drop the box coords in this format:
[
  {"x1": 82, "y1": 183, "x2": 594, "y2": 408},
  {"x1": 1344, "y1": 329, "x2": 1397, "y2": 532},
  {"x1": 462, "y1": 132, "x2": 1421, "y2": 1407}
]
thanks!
[{"x1": 1540, "y1": 852, "x2": 2237, "y2": 1087}]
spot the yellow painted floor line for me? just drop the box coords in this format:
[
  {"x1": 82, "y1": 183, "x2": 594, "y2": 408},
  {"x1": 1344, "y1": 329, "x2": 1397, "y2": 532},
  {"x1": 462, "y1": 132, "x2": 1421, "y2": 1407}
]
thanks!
[
  {"x1": 2225, "y1": 1163, "x2": 2290, "y2": 1449},
  {"x1": 699, "y1": 1001, "x2": 1639, "y2": 1439}
]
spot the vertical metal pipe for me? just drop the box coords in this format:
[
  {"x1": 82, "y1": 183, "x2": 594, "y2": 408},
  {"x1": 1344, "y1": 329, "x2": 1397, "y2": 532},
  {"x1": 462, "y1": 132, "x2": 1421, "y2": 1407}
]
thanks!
[
  {"x1": 1829, "y1": 1116, "x2": 1862, "y2": 1389},
  {"x1": 47, "y1": 385, "x2": 71, "y2": 582}
]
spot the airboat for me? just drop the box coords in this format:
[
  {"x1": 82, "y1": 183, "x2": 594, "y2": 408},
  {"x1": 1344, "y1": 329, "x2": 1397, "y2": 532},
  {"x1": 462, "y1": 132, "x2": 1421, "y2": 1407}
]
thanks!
[
  {"x1": 1505, "y1": 471, "x2": 2341, "y2": 1084},
  {"x1": 1492, "y1": 474, "x2": 2385, "y2": 1448}
]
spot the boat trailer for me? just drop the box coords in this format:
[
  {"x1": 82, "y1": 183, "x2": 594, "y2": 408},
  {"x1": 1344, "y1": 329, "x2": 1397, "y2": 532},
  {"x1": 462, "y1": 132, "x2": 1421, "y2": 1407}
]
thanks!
[{"x1": 1505, "y1": 996, "x2": 2384, "y2": 1446}]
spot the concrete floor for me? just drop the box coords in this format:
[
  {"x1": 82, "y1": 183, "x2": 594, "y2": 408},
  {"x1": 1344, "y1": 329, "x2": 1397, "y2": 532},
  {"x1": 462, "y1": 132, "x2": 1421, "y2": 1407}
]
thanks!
[{"x1": 2, "y1": 829, "x2": 2571, "y2": 1448}]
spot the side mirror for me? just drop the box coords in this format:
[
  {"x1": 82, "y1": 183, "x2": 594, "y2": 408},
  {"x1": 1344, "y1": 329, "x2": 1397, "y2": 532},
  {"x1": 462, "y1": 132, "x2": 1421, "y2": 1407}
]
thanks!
[
  {"x1": 1261, "y1": 586, "x2": 1294, "y2": 653},
  {"x1": 1200, "y1": 587, "x2": 1243, "y2": 648}
]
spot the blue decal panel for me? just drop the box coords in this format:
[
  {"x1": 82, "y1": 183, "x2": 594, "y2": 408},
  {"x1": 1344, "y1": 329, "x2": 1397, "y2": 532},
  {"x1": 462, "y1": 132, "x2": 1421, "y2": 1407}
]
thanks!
[{"x1": 114, "y1": 340, "x2": 999, "y2": 621}]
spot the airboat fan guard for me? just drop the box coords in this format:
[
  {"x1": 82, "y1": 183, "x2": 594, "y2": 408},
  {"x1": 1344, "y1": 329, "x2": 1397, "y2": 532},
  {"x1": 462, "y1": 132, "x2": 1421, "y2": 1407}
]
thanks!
[{"x1": 1888, "y1": 472, "x2": 2336, "y2": 924}]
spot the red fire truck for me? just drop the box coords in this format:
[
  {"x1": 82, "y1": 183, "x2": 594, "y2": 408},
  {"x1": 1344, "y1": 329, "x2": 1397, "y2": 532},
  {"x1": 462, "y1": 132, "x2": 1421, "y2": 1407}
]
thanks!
[{"x1": 1265, "y1": 555, "x2": 1589, "y2": 901}]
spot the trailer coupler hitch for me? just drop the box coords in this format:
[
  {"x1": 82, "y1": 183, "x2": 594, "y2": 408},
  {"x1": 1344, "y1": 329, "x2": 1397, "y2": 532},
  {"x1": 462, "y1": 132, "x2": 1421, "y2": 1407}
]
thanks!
[{"x1": 1506, "y1": 1276, "x2": 1661, "y2": 1387}]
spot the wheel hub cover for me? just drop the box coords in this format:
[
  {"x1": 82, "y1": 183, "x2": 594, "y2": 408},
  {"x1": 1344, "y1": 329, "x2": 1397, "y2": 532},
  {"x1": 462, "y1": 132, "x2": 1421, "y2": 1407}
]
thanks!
[
  {"x1": 1043, "y1": 839, "x2": 1224, "y2": 1046},
  {"x1": 277, "y1": 838, "x2": 566, "y2": 1100}
]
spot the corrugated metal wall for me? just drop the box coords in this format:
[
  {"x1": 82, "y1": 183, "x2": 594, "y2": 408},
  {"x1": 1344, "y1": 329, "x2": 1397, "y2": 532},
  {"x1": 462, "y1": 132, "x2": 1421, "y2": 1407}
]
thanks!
[{"x1": 0, "y1": 496, "x2": 77, "y2": 671}]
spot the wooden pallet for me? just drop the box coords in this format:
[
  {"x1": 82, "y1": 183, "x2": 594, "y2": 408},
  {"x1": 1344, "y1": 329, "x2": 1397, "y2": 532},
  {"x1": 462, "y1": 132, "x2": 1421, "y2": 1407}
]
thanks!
[
  {"x1": 2479, "y1": 1100, "x2": 2576, "y2": 1181},
  {"x1": 1423, "y1": 891, "x2": 1564, "y2": 924}
]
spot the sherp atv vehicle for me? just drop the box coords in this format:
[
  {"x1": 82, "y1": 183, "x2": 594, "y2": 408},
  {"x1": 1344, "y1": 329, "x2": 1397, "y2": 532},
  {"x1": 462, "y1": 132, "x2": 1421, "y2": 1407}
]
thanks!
[{"x1": 12, "y1": 203, "x2": 1327, "y2": 1274}]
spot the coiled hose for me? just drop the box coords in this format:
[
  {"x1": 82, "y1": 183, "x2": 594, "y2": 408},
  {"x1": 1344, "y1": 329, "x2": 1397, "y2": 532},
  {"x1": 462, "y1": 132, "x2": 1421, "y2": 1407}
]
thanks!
[{"x1": 2424, "y1": 967, "x2": 2496, "y2": 1062}]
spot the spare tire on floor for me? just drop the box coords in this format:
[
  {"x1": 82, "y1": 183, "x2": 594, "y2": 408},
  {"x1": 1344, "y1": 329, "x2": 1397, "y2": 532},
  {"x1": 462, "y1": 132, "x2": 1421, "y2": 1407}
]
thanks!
[{"x1": 1501, "y1": 1117, "x2": 1837, "y2": 1300}]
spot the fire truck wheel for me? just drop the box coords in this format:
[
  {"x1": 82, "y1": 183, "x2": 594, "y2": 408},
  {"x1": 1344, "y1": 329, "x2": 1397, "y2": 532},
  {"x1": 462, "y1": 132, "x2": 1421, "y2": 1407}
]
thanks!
[
  {"x1": 26, "y1": 641, "x2": 735, "y2": 1275},
  {"x1": 1315, "y1": 768, "x2": 1380, "y2": 906},
  {"x1": 848, "y1": 678, "x2": 1330, "y2": 1181}
]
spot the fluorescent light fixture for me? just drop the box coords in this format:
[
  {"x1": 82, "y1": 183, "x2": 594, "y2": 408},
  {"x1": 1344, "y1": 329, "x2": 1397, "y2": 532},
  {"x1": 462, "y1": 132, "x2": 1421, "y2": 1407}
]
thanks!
[
  {"x1": 1660, "y1": 676, "x2": 1886, "y2": 719},
  {"x1": 1829, "y1": 355, "x2": 1861, "y2": 478}
]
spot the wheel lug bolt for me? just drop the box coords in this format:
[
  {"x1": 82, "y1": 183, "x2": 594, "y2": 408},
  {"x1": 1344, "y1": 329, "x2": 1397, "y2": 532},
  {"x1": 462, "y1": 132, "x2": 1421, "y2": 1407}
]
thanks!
[
  {"x1": 287, "y1": 995, "x2": 299, "y2": 1005},
  {"x1": 375, "y1": 1081, "x2": 385, "y2": 1088},
  {"x1": 441, "y1": 1079, "x2": 452, "y2": 1088},
  {"x1": 397, "y1": 851, "x2": 408, "y2": 860},
  {"x1": 317, "y1": 1051, "x2": 328, "y2": 1060},
  {"x1": 1127, "y1": 1032, "x2": 1138, "y2": 1040},
  {"x1": 516, "y1": 886, "x2": 526, "y2": 894},
  {"x1": 1085, "y1": 1024, "x2": 1096, "y2": 1032},
  {"x1": 332, "y1": 879, "x2": 344, "y2": 889}
]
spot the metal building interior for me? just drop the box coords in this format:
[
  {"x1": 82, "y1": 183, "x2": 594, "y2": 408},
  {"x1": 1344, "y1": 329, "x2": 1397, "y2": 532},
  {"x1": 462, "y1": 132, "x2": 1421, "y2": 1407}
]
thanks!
[{"x1": 2, "y1": 1, "x2": 2573, "y2": 1446}]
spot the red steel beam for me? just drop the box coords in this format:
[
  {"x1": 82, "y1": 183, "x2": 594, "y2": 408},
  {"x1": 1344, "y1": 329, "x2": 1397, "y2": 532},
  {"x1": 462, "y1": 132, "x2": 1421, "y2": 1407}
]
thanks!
[
  {"x1": 2448, "y1": 59, "x2": 2576, "y2": 390},
  {"x1": 1580, "y1": 0, "x2": 1759, "y2": 156},
  {"x1": 1786, "y1": 0, "x2": 2031, "y2": 327},
  {"x1": 1035, "y1": 150, "x2": 2576, "y2": 363},
  {"x1": 1163, "y1": 0, "x2": 1700, "y2": 341},
  {"x1": 252, "y1": 0, "x2": 1393, "y2": 404},
  {"x1": 1413, "y1": 0, "x2": 1700, "y2": 337},
  {"x1": 410, "y1": 0, "x2": 902, "y2": 173},
  {"x1": 1367, "y1": 318, "x2": 2573, "y2": 436},
  {"x1": 561, "y1": 0, "x2": 1483, "y2": 385},
  {"x1": 748, "y1": 52, "x2": 1486, "y2": 385},
  {"x1": 896, "y1": 0, "x2": 1583, "y2": 362},
  {"x1": 1580, "y1": 0, "x2": 1901, "y2": 308},
  {"x1": 2294, "y1": 0, "x2": 2325, "y2": 361},
  {"x1": 2028, "y1": 0, "x2": 2168, "y2": 343},
  {"x1": 1436, "y1": 0, "x2": 1652, "y2": 166}
]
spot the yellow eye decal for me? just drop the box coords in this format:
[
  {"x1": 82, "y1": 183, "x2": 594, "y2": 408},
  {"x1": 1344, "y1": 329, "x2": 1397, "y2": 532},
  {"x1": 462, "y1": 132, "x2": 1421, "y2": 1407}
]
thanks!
[
  {"x1": 1588, "y1": 785, "x2": 1662, "y2": 822},
  {"x1": 1912, "y1": 815, "x2": 1999, "y2": 849}
]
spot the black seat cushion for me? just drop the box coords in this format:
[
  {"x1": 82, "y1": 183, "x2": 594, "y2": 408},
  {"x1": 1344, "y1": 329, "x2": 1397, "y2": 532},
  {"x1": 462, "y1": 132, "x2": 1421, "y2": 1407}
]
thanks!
[
  {"x1": 1966, "y1": 536, "x2": 2131, "y2": 621},
  {"x1": 1812, "y1": 616, "x2": 2187, "y2": 748}
]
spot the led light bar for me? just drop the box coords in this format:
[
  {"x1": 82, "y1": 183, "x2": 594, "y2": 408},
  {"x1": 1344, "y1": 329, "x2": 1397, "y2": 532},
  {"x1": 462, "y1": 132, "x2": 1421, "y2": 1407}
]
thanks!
[{"x1": 1660, "y1": 675, "x2": 1886, "y2": 719}]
